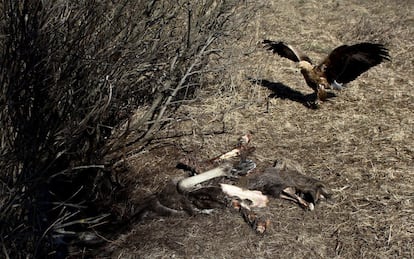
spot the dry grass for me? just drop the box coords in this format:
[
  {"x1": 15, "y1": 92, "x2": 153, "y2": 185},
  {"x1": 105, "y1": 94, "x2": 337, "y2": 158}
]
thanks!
[{"x1": 106, "y1": 0, "x2": 413, "y2": 258}]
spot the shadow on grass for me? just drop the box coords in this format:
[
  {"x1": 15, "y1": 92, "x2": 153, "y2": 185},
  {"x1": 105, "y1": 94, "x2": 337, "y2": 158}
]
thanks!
[{"x1": 248, "y1": 78, "x2": 336, "y2": 109}]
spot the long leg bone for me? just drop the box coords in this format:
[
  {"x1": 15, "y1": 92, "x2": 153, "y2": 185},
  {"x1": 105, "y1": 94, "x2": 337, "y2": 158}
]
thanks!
[{"x1": 177, "y1": 163, "x2": 233, "y2": 193}]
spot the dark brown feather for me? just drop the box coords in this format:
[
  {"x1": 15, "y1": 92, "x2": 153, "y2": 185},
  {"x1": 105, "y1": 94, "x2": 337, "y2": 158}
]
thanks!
[
  {"x1": 263, "y1": 40, "x2": 312, "y2": 63},
  {"x1": 321, "y1": 43, "x2": 390, "y2": 84}
]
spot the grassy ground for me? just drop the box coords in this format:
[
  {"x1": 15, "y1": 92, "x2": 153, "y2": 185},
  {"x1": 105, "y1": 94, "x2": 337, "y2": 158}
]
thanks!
[{"x1": 106, "y1": 0, "x2": 413, "y2": 258}]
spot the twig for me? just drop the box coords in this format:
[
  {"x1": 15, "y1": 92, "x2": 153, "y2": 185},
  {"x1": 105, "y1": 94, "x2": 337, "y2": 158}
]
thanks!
[
  {"x1": 2, "y1": 241, "x2": 10, "y2": 259},
  {"x1": 50, "y1": 164, "x2": 105, "y2": 179},
  {"x1": 142, "y1": 34, "x2": 217, "y2": 140}
]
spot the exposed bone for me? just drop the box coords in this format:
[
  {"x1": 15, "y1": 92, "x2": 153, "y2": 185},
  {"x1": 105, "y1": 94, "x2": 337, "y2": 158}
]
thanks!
[
  {"x1": 211, "y1": 145, "x2": 255, "y2": 162},
  {"x1": 218, "y1": 148, "x2": 241, "y2": 160},
  {"x1": 233, "y1": 200, "x2": 270, "y2": 234},
  {"x1": 178, "y1": 133, "x2": 254, "y2": 176},
  {"x1": 220, "y1": 183, "x2": 269, "y2": 209},
  {"x1": 177, "y1": 163, "x2": 233, "y2": 193},
  {"x1": 281, "y1": 187, "x2": 314, "y2": 211},
  {"x1": 308, "y1": 203, "x2": 315, "y2": 211},
  {"x1": 209, "y1": 133, "x2": 254, "y2": 163}
]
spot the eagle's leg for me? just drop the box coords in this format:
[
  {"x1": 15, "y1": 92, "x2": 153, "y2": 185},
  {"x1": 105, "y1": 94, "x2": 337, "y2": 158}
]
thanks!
[
  {"x1": 317, "y1": 84, "x2": 328, "y2": 101},
  {"x1": 306, "y1": 91, "x2": 321, "y2": 109},
  {"x1": 306, "y1": 84, "x2": 327, "y2": 108}
]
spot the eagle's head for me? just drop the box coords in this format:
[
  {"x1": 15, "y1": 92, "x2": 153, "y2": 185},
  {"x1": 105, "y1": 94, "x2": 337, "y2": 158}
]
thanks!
[{"x1": 297, "y1": 60, "x2": 313, "y2": 72}]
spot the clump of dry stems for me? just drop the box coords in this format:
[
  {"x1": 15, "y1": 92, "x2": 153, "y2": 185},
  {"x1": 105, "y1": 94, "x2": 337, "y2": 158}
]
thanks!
[{"x1": 0, "y1": 0, "x2": 252, "y2": 257}]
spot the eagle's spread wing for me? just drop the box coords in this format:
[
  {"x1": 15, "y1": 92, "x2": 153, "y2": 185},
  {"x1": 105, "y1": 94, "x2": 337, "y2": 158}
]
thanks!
[
  {"x1": 263, "y1": 40, "x2": 312, "y2": 64},
  {"x1": 321, "y1": 43, "x2": 390, "y2": 84}
]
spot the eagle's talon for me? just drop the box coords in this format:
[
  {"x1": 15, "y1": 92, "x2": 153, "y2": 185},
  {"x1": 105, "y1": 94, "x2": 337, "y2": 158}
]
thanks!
[{"x1": 306, "y1": 100, "x2": 319, "y2": 109}]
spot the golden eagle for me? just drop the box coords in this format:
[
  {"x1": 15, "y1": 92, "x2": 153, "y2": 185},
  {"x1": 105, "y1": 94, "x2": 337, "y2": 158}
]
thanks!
[{"x1": 263, "y1": 40, "x2": 390, "y2": 105}]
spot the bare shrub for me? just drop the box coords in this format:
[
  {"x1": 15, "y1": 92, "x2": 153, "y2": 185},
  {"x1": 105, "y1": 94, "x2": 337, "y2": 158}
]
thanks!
[{"x1": 0, "y1": 0, "x2": 252, "y2": 257}]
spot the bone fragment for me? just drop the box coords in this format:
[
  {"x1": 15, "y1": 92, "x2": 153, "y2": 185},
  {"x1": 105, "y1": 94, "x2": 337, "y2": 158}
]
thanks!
[
  {"x1": 210, "y1": 133, "x2": 253, "y2": 162},
  {"x1": 239, "y1": 205, "x2": 270, "y2": 234},
  {"x1": 220, "y1": 184, "x2": 269, "y2": 208},
  {"x1": 218, "y1": 148, "x2": 241, "y2": 160}
]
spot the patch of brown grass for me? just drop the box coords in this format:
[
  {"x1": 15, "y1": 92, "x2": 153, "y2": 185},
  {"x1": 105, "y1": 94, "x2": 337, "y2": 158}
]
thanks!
[{"x1": 107, "y1": 0, "x2": 414, "y2": 258}]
